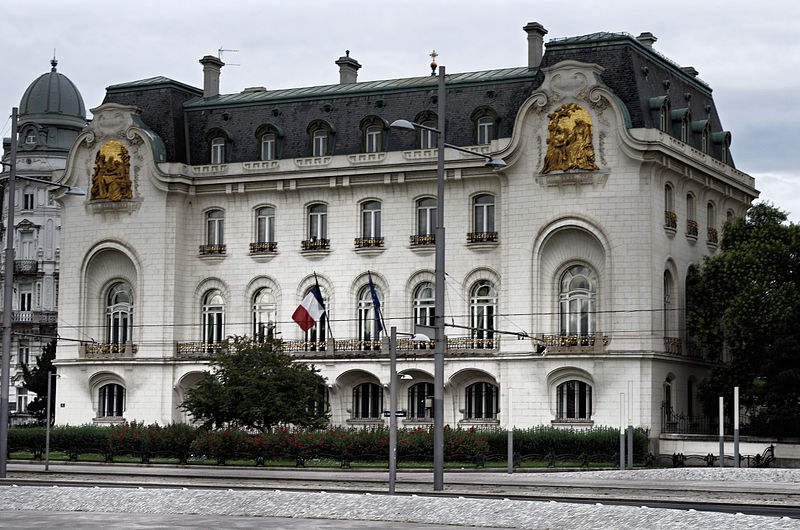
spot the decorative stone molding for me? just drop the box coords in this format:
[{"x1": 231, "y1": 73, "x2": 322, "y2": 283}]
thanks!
[
  {"x1": 294, "y1": 156, "x2": 331, "y2": 168},
  {"x1": 347, "y1": 153, "x2": 386, "y2": 164}
]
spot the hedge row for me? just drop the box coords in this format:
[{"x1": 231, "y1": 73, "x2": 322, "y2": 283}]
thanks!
[{"x1": 8, "y1": 423, "x2": 646, "y2": 464}]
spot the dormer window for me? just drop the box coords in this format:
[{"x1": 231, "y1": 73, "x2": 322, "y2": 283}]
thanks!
[
  {"x1": 307, "y1": 120, "x2": 334, "y2": 157},
  {"x1": 261, "y1": 133, "x2": 276, "y2": 160},
  {"x1": 211, "y1": 138, "x2": 225, "y2": 164},
  {"x1": 24, "y1": 130, "x2": 37, "y2": 145},
  {"x1": 470, "y1": 106, "x2": 499, "y2": 145},
  {"x1": 360, "y1": 116, "x2": 387, "y2": 154}
]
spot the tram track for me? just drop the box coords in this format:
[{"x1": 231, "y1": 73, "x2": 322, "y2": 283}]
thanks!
[{"x1": 4, "y1": 465, "x2": 800, "y2": 519}]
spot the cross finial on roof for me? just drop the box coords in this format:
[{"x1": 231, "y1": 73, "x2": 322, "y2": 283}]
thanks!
[
  {"x1": 51, "y1": 49, "x2": 58, "y2": 71},
  {"x1": 430, "y1": 50, "x2": 438, "y2": 76}
]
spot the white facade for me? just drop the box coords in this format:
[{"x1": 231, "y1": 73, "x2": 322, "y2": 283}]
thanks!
[{"x1": 51, "y1": 32, "x2": 757, "y2": 435}]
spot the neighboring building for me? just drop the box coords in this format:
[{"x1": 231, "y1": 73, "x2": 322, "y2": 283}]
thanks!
[
  {"x1": 52, "y1": 22, "x2": 757, "y2": 442},
  {"x1": 0, "y1": 59, "x2": 87, "y2": 421}
]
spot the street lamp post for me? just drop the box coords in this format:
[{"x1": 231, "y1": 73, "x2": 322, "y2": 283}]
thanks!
[
  {"x1": 0, "y1": 108, "x2": 19, "y2": 479},
  {"x1": 390, "y1": 67, "x2": 505, "y2": 491}
]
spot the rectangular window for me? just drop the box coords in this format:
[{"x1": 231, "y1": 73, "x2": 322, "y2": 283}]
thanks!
[
  {"x1": 477, "y1": 117, "x2": 493, "y2": 145},
  {"x1": 361, "y1": 202, "x2": 381, "y2": 238},
  {"x1": 308, "y1": 205, "x2": 327, "y2": 240},
  {"x1": 365, "y1": 126, "x2": 381, "y2": 153},
  {"x1": 206, "y1": 211, "x2": 224, "y2": 246},
  {"x1": 23, "y1": 191, "x2": 34, "y2": 210},
  {"x1": 19, "y1": 344, "x2": 30, "y2": 365},
  {"x1": 417, "y1": 199, "x2": 436, "y2": 236},
  {"x1": 20, "y1": 284, "x2": 32, "y2": 311}
]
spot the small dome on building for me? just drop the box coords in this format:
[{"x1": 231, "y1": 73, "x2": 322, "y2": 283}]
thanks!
[{"x1": 19, "y1": 59, "x2": 86, "y2": 128}]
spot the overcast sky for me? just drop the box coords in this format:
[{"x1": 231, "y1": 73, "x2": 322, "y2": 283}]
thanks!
[{"x1": 2, "y1": 0, "x2": 798, "y2": 222}]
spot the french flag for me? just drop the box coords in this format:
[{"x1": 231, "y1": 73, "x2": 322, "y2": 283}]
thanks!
[{"x1": 292, "y1": 285, "x2": 326, "y2": 331}]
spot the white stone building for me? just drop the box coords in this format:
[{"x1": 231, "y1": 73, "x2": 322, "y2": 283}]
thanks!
[
  {"x1": 50, "y1": 23, "x2": 757, "y2": 438},
  {"x1": 1, "y1": 60, "x2": 86, "y2": 420}
]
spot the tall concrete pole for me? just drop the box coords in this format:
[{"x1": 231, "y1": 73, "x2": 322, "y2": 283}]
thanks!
[
  {"x1": 389, "y1": 327, "x2": 398, "y2": 494},
  {"x1": 0, "y1": 107, "x2": 19, "y2": 478},
  {"x1": 433, "y1": 65, "x2": 446, "y2": 491}
]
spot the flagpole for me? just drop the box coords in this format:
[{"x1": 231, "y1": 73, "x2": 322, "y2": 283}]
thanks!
[{"x1": 313, "y1": 271, "x2": 334, "y2": 341}]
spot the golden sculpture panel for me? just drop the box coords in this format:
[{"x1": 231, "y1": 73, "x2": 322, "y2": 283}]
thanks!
[
  {"x1": 91, "y1": 140, "x2": 132, "y2": 201},
  {"x1": 541, "y1": 103, "x2": 599, "y2": 174}
]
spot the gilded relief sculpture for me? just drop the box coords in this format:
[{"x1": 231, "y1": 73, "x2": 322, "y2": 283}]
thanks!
[
  {"x1": 91, "y1": 140, "x2": 132, "y2": 201},
  {"x1": 541, "y1": 103, "x2": 599, "y2": 174}
]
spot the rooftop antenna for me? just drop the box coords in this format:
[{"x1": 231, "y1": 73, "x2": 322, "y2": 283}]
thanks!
[{"x1": 218, "y1": 47, "x2": 240, "y2": 66}]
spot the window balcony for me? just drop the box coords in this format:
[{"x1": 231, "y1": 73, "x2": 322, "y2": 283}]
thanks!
[
  {"x1": 176, "y1": 341, "x2": 231, "y2": 359},
  {"x1": 663, "y1": 336, "x2": 682, "y2": 355},
  {"x1": 467, "y1": 232, "x2": 498, "y2": 243},
  {"x1": 686, "y1": 219, "x2": 698, "y2": 241},
  {"x1": 84, "y1": 342, "x2": 138, "y2": 358},
  {"x1": 301, "y1": 238, "x2": 330, "y2": 251},
  {"x1": 6, "y1": 310, "x2": 58, "y2": 325},
  {"x1": 14, "y1": 260, "x2": 38, "y2": 274},
  {"x1": 249, "y1": 241, "x2": 278, "y2": 254},
  {"x1": 707, "y1": 228, "x2": 719, "y2": 245},
  {"x1": 199, "y1": 244, "x2": 226, "y2": 255},
  {"x1": 664, "y1": 211, "x2": 677, "y2": 231},
  {"x1": 354, "y1": 237, "x2": 384, "y2": 249},
  {"x1": 542, "y1": 333, "x2": 609, "y2": 353},
  {"x1": 410, "y1": 234, "x2": 435, "y2": 247}
]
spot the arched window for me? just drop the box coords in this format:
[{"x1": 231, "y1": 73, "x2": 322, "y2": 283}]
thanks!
[
  {"x1": 261, "y1": 133, "x2": 276, "y2": 161},
  {"x1": 308, "y1": 120, "x2": 334, "y2": 156},
  {"x1": 203, "y1": 209, "x2": 225, "y2": 254},
  {"x1": 470, "y1": 107, "x2": 498, "y2": 145},
  {"x1": 465, "y1": 382, "x2": 497, "y2": 420},
  {"x1": 98, "y1": 383, "x2": 125, "y2": 418},
  {"x1": 664, "y1": 376, "x2": 673, "y2": 414},
  {"x1": 255, "y1": 123, "x2": 283, "y2": 161},
  {"x1": 686, "y1": 193, "x2": 697, "y2": 236},
  {"x1": 414, "y1": 111, "x2": 438, "y2": 149},
  {"x1": 416, "y1": 197, "x2": 437, "y2": 238},
  {"x1": 308, "y1": 203, "x2": 327, "y2": 241},
  {"x1": 472, "y1": 194, "x2": 495, "y2": 234},
  {"x1": 202, "y1": 289, "x2": 225, "y2": 344},
  {"x1": 664, "y1": 184, "x2": 676, "y2": 228},
  {"x1": 361, "y1": 200, "x2": 381, "y2": 239},
  {"x1": 358, "y1": 284, "x2": 382, "y2": 346},
  {"x1": 106, "y1": 282, "x2": 132, "y2": 345},
  {"x1": 664, "y1": 271, "x2": 674, "y2": 340},
  {"x1": 707, "y1": 202, "x2": 718, "y2": 243},
  {"x1": 470, "y1": 280, "x2": 496, "y2": 348},
  {"x1": 556, "y1": 380, "x2": 592, "y2": 420},
  {"x1": 360, "y1": 116, "x2": 387, "y2": 153},
  {"x1": 255, "y1": 206, "x2": 275, "y2": 243},
  {"x1": 210, "y1": 137, "x2": 225, "y2": 164},
  {"x1": 559, "y1": 265, "x2": 596, "y2": 337},
  {"x1": 253, "y1": 287, "x2": 276, "y2": 342},
  {"x1": 408, "y1": 382, "x2": 433, "y2": 419},
  {"x1": 353, "y1": 382, "x2": 382, "y2": 419},
  {"x1": 413, "y1": 282, "x2": 435, "y2": 330}
]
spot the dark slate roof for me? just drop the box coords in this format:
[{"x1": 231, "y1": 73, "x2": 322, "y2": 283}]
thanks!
[
  {"x1": 102, "y1": 29, "x2": 734, "y2": 167},
  {"x1": 20, "y1": 60, "x2": 86, "y2": 129}
]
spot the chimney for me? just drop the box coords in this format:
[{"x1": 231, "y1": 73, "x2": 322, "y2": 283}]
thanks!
[
  {"x1": 636, "y1": 32, "x2": 657, "y2": 48},
  {"x1": 199, "y1": 55, "x2": 225, "y2": 98},
  {"x1": 523, "y1": 22, "x2": 548, "y2": 68},
  {"x1": 335, "y1": 50, "x2": 361, "y2": 84}
]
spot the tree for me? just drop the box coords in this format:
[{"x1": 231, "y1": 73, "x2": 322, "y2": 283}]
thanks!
[
  {"x1": 687, "y1": 203, "x2": 800, "y2": 436},
  {"x1": 21, "y1": 339, "x2": 57, "y2": 422},
  {"x1": 180, "y1": 336, "x2": 329, "y2": 431}
]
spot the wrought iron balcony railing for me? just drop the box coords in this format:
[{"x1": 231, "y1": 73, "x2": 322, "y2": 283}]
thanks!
[
  {"x1": 409, "y1": 234, "x2": 435, "y2": 247},
  {"x1": 354, "y1": 237, "x2": 384, "y2": 248},
  {"x1": 663, "y1": 336, "x2": 682, "y2": 355},
  {"x1": 14, "y1": 260, "x2": 38, "y2": 274},
  {"x1": 542, "y1": 333, "x2": 609, "y2": 349},
  {"x1": 686, "y1": 219, "x2": 698, "y2": 237},
  {"x1": 85, "y1": 342, "x2": 139, "y2": 357},
  {"x1": 176, "y1": 341, "x2": 230, "y2": 358},
  {"x1": 249, "y1": 241, "x2": 278, "y2": 254},
  {"x1": 707, "y1": 228, "x2": 719, "y2": 244},
  {"x1": 466, "y1": 231, "x2": 498, "y2": 243},
  {"x1": 199, "y1": 244, "x2": 226, "y2": 255},
  {"x1": 301, "y1": 238, "x2": 330, "y2": 251}
]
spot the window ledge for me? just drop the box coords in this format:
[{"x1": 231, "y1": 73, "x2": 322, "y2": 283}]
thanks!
[
  {"x1": 459, "y1": 419, "x2": 501, "y2": 427},
  {"x1": 301, "y1": 249, "x2": 331, "y2": 260},
  {"x1": 466, "y1": 241, "x2": 499, "y2": 251},
  {"x1": 685, "y1": 233, "x2": 698, "y2": 244},
  {"x1": 346, "y1": 419, "x2": 385, "y2": 426},
  {"x1": 93, "y1": 416, "x2": 126, "y2": 425},
  {"x1": 551, "y1": 419, "x2": 594, "y2": 427}
]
